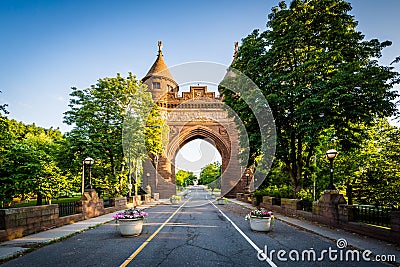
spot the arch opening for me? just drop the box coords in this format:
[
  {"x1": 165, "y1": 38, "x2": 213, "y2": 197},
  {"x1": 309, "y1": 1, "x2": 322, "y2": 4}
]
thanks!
[{"x1": 175, "y1": 138, "x2": 222, "y2": 189}]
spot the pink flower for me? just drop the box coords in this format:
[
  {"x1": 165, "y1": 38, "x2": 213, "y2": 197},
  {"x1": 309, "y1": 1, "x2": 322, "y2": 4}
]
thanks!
[
  {"x1": 113, "y1": 208, "x2": 149, "y2": 220},
  {"x1": 245, "y1": 209, "x2": 273, "y2": 220}
]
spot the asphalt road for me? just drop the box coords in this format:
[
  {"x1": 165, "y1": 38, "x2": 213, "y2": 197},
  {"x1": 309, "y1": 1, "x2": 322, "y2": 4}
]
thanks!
[{"x1": 2, "y1": 188, "x2": 393, "y2": 267}]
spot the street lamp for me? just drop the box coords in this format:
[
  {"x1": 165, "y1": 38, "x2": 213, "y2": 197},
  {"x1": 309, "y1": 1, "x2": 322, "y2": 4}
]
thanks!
[
  {"x1": 84, "y1": 157, "x2": 94, "y2": 190},
  {"x1": 126, "y1": 160, "x2": 132, "y2": 198},
  {"x1": 146, "y1": 172, "x2": 150, "y2": 187},
  {"x1": 154, "y1": 154, "x2": 159, "y2": 192},
  {"x1": 244, "y1": 172, "x2": 250, "y2": 193},
  {"x1": 81, "y1": 160, "x2": 85, "y2": 195},
  {"x1": 325, "y1": 149, "x2": 338, "y2": 191}
]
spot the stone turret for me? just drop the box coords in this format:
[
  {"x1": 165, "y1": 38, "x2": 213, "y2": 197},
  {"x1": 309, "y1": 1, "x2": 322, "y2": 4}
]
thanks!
[{"x1": 142, "y1": 41, "x2": 179, "y2": 101}]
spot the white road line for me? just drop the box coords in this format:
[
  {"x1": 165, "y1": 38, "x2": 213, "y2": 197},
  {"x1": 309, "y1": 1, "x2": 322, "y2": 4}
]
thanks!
[{"x1": 210, "y1": 201, "x2": 277, "y2": 267}]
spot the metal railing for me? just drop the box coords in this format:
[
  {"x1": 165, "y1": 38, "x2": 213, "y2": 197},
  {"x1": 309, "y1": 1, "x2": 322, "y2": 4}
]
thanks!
[
  {"x1": 103, "y1": 198, "x2": 112, "y2": 208},
  {"x1": 300, "y1": 200, "x2": 313, "y2": 212},
  {"x1": 353, "y1": 205, "x2": 392, "y2": 227},
  {"x1": 272, "y1": 197, "x2": 281, "y2": 206},
  {"x1": 58, "y1": 201, "x2": 80, "y2": 217}
]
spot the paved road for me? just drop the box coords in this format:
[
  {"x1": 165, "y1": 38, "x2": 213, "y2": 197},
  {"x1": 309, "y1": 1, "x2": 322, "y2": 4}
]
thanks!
[{"x1": 2, "y1": 189, "x2": 394, "y2": 266}]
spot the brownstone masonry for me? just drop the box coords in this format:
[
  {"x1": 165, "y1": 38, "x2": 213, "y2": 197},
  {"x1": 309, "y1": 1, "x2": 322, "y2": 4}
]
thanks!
[
  {"x1": 0, "y1": 190, "x2": 127, "y2": 242},
  {"x1": 141, "y1": 41, "x2": 250, "y2": 198}
]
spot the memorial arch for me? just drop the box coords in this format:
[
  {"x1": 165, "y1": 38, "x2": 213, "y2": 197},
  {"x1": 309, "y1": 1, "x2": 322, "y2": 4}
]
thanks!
[{"x1": 141, "y1": 41, "x2": 251, "y2": 198}]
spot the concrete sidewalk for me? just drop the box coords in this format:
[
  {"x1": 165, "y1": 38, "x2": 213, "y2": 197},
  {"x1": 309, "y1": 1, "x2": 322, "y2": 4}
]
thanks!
[
  {"x1": 0, "y1": 199, "x2": 169, "y2": 261},
  {"x1": 228, "y1": 198, "x2": 400, "y2": 266}
]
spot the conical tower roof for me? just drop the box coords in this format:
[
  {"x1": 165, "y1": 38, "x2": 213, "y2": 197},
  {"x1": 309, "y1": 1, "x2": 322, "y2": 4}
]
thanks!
[{"x1": 142, "y1": 41, "x2": 175, "y2": 83}]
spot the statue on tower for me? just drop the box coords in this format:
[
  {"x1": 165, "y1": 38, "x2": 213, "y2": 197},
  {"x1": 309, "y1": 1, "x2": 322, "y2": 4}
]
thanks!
[
  {"x1": 233, "y1": 41, "x2": 239, "y2": 60},
  {"x1": 158, "y1": 40, "x2": 163, "y2": 55}
]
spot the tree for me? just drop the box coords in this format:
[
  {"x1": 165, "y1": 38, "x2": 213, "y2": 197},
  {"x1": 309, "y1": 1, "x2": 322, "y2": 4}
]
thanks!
[
  {"x1": 123, "y1": 101, "x2": 166, "y2": 196},
  {"x1": 64, "y1": 73, "x2": 161, "y2": 197},
  {"x1": 221, "y1": 0, "x2": 399, "y2": 193},
  {"x1": 0, "y1": 91, "x2": 8, "y2": 116},
  {"x1": 175, "y1": 170, "x2": 197, "y2": 187},
  {"x1": 331, "y1": 119, "x2": 400, "y2": 207},
  {"x1": 0, "y1": 90, "x2": 9, "y2": 156},
  {"x1": 199, "y1": 162, "x2": 221, "y2": 185},
  {"x1": 0, "y1": 121, "x2": 70, "y2": 206}
]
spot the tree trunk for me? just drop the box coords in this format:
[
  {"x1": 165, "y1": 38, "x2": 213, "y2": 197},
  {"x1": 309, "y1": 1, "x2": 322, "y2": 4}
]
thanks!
[{"x1": 37, "y1": 192, "x2": 43, "y2": 206}]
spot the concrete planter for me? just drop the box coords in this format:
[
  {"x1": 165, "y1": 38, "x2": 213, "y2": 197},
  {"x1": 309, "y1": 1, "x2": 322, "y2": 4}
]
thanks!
[
  {"x1": 249, "y1": 216, "x2": 273, "y2": 232},
  {"x1": 217, "y1": 199, "x2": 226, "y2": 205},
  {"x1": 118, "y1": 218, "x2": 144, "y2": 236}
]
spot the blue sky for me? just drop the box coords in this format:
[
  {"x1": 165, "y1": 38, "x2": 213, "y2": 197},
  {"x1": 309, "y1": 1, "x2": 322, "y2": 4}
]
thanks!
[
  {"x1": 1, "y1": 0, "x2": 399, "y2": 174},
  {"x1": 1, "y1": 0, "x2": 399, "y2": 132}
]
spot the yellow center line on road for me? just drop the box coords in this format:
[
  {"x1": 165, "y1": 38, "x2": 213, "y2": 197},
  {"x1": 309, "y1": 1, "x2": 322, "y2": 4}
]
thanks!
[{"x1": 119, "y1": 199, "x2": 189, "y2": 267}]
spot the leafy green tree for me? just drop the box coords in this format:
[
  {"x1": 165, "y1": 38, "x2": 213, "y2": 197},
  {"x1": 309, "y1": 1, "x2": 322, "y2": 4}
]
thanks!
[
  {"x1": 64, "y1": 73, "x2": 161, "y2": 197},
  {"x1": 143, "y1": 107, "x2": 169, "y2": 192},
  {"x1": 175, "y1": 170, "x2": 197, "y2": 187},
  {"x1": 221, "y1": 0, "x2": 399, "y2": 194},
  {"x1": 0, "y1": 91, "x2": 8, "y2": 116},
  {"x1": 0, "y1": 91, "x2": 9, "y2": 158},
  {"x1": 123, "y1": 103, "x2": 166, "y2": 196},
  {"x1": 0, "y1": 123, "x2": 69, "y2": 206},
  {"x1": 199, "y1": 162, "x2": 221, "y2": 185},
  {"x1": 0, "y1": 93, "x2": 75, "y2": 206},
  {"x1": 391, "y1": 56, "x2": 400, "y2": 66},
  {"x1": 332, "y1": 119, "x2": 400, "y2": 207}
]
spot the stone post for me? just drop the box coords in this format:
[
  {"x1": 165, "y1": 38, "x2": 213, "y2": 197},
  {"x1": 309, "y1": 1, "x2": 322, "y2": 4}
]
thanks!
[
  {"x1": 80, "y1": 189, "x2": 105, "y2": 219},
  {"x1": 313, "y1": 191, "x2": 347, "y2": 226},
  {"x1": 145, "y1": 194, "x2": 151, "y2": 204},
  {"x1": 146, "y1": 185, "x2": 152, "y2": 197},
  {"x1": 134, "y1": 195, "x2": 142, "y2": 206},
  {"x1": 391, "y1": 211, "x2": 400, "y2": 235}
]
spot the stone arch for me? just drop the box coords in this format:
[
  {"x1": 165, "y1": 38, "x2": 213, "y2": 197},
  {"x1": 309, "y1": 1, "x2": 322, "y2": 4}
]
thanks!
[
  {"x1": 168, "y1": 125, "x2": 229, "y2": 160},
  {"x1": 168, "y1": 124, "x2": 230, "y2": 177},
  {"x1": 144, "y1": 112, "x2": 246, "y2": 198}
]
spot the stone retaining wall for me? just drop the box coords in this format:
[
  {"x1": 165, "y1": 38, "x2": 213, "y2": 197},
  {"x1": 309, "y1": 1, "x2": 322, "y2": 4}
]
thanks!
[
  {"x1": 111, "y1": 197, "x2": 127, "y2": 210},
  {"x1": 0, "y1": 205, "x2": 59, "y2": 241},
  {"x1": 251, "y1": 193, "x2": 400, "y2": 245},
  {"x1": 0, "y1": 190, "x2": 128, "y2": 242}
]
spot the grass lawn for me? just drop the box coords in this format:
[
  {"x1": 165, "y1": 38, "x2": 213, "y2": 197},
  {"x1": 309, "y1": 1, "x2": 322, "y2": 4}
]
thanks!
[{"x1": 10, "y1": 196, "x2": 82, "y2": 208}]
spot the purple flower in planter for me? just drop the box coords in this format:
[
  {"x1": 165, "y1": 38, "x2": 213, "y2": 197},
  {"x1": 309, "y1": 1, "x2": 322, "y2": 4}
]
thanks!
[
  {"x1": 113, "y1": 208, "x2": 149, "y2": 221},
  {"x1": 245, "y1": 208, "x2": 274, "y2": 220}
]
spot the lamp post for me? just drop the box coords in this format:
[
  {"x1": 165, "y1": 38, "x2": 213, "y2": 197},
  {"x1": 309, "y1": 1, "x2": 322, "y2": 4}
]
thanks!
[
  {"x1": 325, "y1": 149, "x2": 338, "y2": 191},
  {"x1": 245, "y1": 172, "x2": 250, "y2": 192},
  {"x1": 154, "y1": 154, "x2": 159, "y2": 192},
  {"x1": 81, "y1": 160, "x2": 85, "y2": 195},
  {"x1": 127, "y1": 160, "x2": 132, "y2": 198},
  {"x1": 146, "y1": 172, "x2": 150, "y2": 187},
  {"x1": 84, "y1": 157, "x2": 94, "y2": 190}
]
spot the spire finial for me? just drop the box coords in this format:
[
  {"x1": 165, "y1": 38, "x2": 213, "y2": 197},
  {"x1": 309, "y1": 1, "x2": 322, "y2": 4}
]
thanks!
[
  {"x1": 233, "y1": 41, "x2": 239, "y2": 59},
  {"x1": 158, "y1": 40, "x2": 163, "y2": 55}
]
